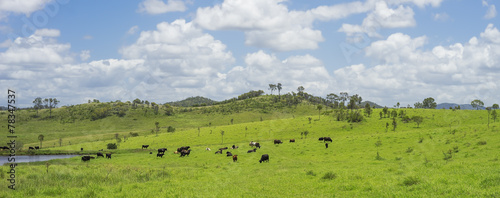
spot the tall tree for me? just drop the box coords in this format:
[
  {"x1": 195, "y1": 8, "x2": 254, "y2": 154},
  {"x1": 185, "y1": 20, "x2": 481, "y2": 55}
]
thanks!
[
  {"x1": 422, "y1": 97, "x2": 437, "y2": 109},
  {"x1": 397, "y1": 102, "x2": 400, "y2": 108},
  {"x1": 297, "y1": 86, "x2": 305, "y2": 96},
  {"x1": 269, "y1": 84, "x2": 277, "y2": 95},
  {"x1": 493, "y1": 104, "x2": 499, "y2": 109},
  {"x1": 38, "y1": 134, "x2": 44, "y2": 149},
  {"x1": 277, "y1": 83, "x2": 282, "y2": 99},
  {"x1": 43, "y1": 98, "x2": 59, "y2": 118},
  {"x1": 392, "y1": 118, "x2": 397, "y2": 131},
  {"x1": 412, "y1": 116, "x2": 423, "y2": 128},
  {"x1": 471, "y1": 99, "x2": 484, "y2": 110},
  {"x1": 364, "y1": 103, "x2": 372, "y2": 117},
  {"x1": 33, "y1": 97, "x2": 43, "y2": 117},
  {"x1": 155, "y1": 121, "x2": 160, "y2": 136}
]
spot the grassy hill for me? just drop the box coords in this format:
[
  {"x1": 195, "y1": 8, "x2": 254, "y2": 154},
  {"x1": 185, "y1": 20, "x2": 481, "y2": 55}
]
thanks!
[{"x1": 1, "y1": 95, "x2": 499, "y2": 197}]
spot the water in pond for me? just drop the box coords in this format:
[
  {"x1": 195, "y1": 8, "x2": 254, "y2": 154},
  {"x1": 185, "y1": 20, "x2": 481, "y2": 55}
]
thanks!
[{"x1": 0, "y1": 155, "x2": 80, "y2": 165}]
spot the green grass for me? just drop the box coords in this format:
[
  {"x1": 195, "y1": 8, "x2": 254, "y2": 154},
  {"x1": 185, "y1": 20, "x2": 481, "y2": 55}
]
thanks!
[{"x1": 1, "y1": 102, "x2": 500, "y2": 197}]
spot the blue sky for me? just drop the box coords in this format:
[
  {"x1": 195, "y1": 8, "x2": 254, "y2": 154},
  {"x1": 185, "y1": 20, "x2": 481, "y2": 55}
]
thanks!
[{"x1": 0, "y1": 0, "x2": 499, "y2": 108}]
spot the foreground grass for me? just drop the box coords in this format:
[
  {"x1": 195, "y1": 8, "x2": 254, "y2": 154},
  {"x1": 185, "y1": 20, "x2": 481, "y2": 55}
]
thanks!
[{"x1": 1, "y1": 107, "x2": 500, "y2": 197}]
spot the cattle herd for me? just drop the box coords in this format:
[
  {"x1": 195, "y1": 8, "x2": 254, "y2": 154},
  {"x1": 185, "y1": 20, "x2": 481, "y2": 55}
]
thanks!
[{"x1": 75, "y1": 137, "x2": 333, "y2": 164}]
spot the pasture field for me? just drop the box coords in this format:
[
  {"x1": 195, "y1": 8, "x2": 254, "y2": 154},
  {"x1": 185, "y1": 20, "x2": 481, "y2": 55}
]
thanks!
[{"x1": 1, "y1": 103, "x2": 500, "y2": 197}]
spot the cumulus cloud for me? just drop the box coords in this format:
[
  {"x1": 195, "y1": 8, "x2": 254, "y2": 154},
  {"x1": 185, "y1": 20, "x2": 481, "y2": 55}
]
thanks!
[
  {"x1": 0, "y1": 0, "x2": 53, "y2": 19},
  {"x1": 137, "y1": 0, "x2": 186, "y2": 14},
  {"x1": 80, "y1": 50, "x2": 90, "y2": 61},
  {"x1": 333, "y1": 24, "x2": 500, "y2": 106},
  {"x1": 338, "y1": 1, "x2": 416, "y2": 38},
  {"x1": 433, "y1": 12, "x2": 449, "y2": 21},
  {"x1": 0, "y1": 28, "x2": 72, "y2": 66},
  {"x1": 485, "y1": 5, "x2": 497, "y2": 19}
]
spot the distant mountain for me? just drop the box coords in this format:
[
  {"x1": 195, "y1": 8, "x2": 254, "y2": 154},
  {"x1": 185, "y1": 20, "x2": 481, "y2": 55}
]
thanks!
[
  {"x1": 360, "y1": 101, "x2": 383, "y2": 108},
  {"x1": 167, "y1": 96, "x2": 217, "y2": 107},
  {"x1": 436, "y1": 103, "x2": 485, "y2": 110}
]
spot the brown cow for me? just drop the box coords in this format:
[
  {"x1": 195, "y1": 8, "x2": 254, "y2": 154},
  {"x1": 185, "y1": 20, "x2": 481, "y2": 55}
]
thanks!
[
  {"x1": 233, "y1": 155, "x2": 238, "y2": 162},
  {"x1": 289, "y1": 139, "x2": 295, "y2": 143},
  {"x1": 274, "y1": 139, "x2": 283, "y2": 144}
]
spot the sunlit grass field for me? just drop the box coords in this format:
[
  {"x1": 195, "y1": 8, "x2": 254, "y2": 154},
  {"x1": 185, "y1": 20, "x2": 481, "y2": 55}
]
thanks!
[{"x1": 1, "y1": 104, "x2": 499, "y2": 197}]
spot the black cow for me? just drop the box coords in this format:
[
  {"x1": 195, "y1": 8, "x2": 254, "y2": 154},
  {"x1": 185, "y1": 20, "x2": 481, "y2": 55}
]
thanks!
[
  {"x1": 35, "y1": 146, "x2": 40, "y2": 149},
  {"x1": 29, "y1": 147, "x2": 34, "y2": 150},
  {"x1": 255, "y1": 143, "x2": 261, "y2": 148},
  {"x1": 318, "y1": 137, "x2": 324, "y2": 141},
  {"x1": 259, "y1": 154, "x2": 269, "y2": 163},
  {"x1": 249, "y1": 141, "x2": 257, "y2": 147},
  {"x1": 233, "y1": 155, "x2": 238, "y2": 162},
  {"x1": 80, "y1": 148, "x2": 83, "y2": 151},
  {"x1": 247, "y1": 148, "x2": 257, "y2": 153},
  {"x1": 106, "y1": 153, "x2": 112, "y2": 159},
  {"x1": 231, "y1": 145, "x2": 238, "y2": 149},
  {"x1": 158, "y1": 148, "x2": 167, "y2": 154},
  {"x1": 274, "y1": 139, "x2": 283, "y2": 144},
  {"x1": 226, "y1": 151, "x2": 233, "y2": 157},
  {"x1": 325, "y1": 143, "x2": 329, "y2": 149},
  {"x1": 81, "y1": 156, "x2": 92, "y2": 162},
  {"x1": 180, "y1": 149, "x2": 191, "y2": 157},
  {"x1": 97, "y1": 152, "x2": 104, "y2": 158},
  {"x1": 177, "y1": 146, "x2": 190, "y2": 152},
  {"x1": 289, "y1": 139, "x2": 295, "y2": 143},
  {"x1": 142, "y1": 145, "x2": 149, "y2": 149},
  {"x1": 157, "y1": 153, "x2": 164, "y2": 158},
  {"x1": 323, "y1": 137, "x2": 333, "y2": 142},
  {"x1": 215, "y1": 150, "x2": 223, "y2": 154}
]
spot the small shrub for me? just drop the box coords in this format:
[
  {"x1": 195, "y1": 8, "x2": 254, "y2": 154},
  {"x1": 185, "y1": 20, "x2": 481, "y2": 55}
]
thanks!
[
  {"x1": 129, "y1": 132, "x2": 139, "y2": 137},
  {"x1": 406, "y1": 147, "x2": 414, "y2": 153},
  {"x1": 402, "y1": 176, "x2": 420, "y2": 186},
  {"x1": 375, "y1": 140, "x2": 382, "y2": 147},
  {"x1": 477, "y1": 141, "x2": 487, "y2": 145},
  {"x1": 306, "y1": 170, "x2": 316, "y2": 176},
  {"x1": 418, "y1": 137, "x2": 424, "y2": 143},
  {"x1": 107, "y1": 143, "x2": 117, "y2": 149},
  {"x1": 443, "y1": 150, "x2": 452, "y2": 161},
  {"x1": 167, "y1": 126, "x2": 176, "y2": 132},
  {"x1": 453, "y1": 146, "x2": 459, "y2": 153},
  {"x1": 321, "y1": 172, "x2": 337, "y2": 180}
]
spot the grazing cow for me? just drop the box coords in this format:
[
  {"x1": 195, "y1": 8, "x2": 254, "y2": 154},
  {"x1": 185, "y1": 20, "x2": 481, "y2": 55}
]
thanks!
[
  {"x1": 231, "y1": 145, "x2": 238, "y2": 149},
  {"x1": 35, "y1": 146, "x2": 40, "y2": 149},
  {"x1": 180, "y1": 149, "x2": 191, "y2": 157},
  {"x1": 249, "y1": 141, "x2": 256, "y2": 146},
  {"x1": 177, "y1": 146, "x2": 190, "y2": 152},
  {"x1": 80, "y1": 148, "x2": 83, "y2": 151},
  {"x1": 274, "y1": 139, "x2": 283, "y2": 144},
  {"x1": 158, "y1": 148, "x2": 167, "y2": 154},
  {"x1": 106, "y1": 153, "x2": 112, "y2": 159},
  {"x1": 226, "y1": 151, "x2": 233, "y2": 157},
  {"x1": 255, "y1": 143, "x2": 261, "y2": 148},
  {"x1": 215, "y1": 150, "x2": 223, "y2": 154},
  {"x1": 157, "y1": 153, "x2": 164, "y2": 158},
  {"x1": 142, "y1": 145, "x2": 149, "y2": 149},
  {"x1": 318, "y1": 137, "x2": 324, "y2": 141},
  {"x1": 219, "y1": 147, "x2": 228, "y2": 150},
  {"x1": 259, "y1": 154, "x2": 269, "y2": 163},
  {"x1": 289, "y1": 139, "x2": 295, "y2": 143},
  {"x1": 29, "y1": 147, "x2": 34, "y2": 150},
  {"x1": 206, "y1": 147, "x2": 211, "y2": 151},
  {"x1": 97, "y1": 152, "x2": 104, "y2": 158},
  {"x1": 323, "y1": 137, "x2": 333, "y2": 142},
  {"x1": 150, "y1": 152, "x2": 152, "y2": 154},
  {"x1": 81, "y1": 156, "x2": 92, "y2": 162},
  {"x1": 247, "y1": 148, "x2": 257, "y2": 153},
  {"x1": 325, "y1": 143, "x2": 329, "y2": 149},
  {"x1": 233, "y1": 155, "x2": 238, "y2": 162}
]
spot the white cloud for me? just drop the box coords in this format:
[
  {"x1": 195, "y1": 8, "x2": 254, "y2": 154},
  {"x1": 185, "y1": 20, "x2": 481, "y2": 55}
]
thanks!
[
  {"x1": 485, "y1": 5, "x2": 497, "y2": 19},
  {"x1": 194, "y1": 0, "x2": 382, "y2": 51},
  {"x1": 137, "y1": 0, "x2": 186, "y2": 14},
  {"x1": 83, "y1": 35, "x2": 93, "y2": 40},
  {"x1": 433, "y1": 12, "x2": 449, "y2": 21},
  {"x1": 0, "y1": 29, "x2": 72, "y2": 66},
  {"x1": 0, "y1": 0, "x2": 53, "y2": 18},
  {"x1": 333, "y1": 24, "x2": 500, "y2": 106},
  {"x1": 34, "y1": 28, "x2": 60, "y2": 37},
  {"x1": 80, "y1": 50, "x2": 90, "y2": 61},
  {"x1": 127, "y1": 25, "x2": 139, "y2": 35},
  {"x1": 338, "y1": 1, "x2": 416, "y2": 37}
]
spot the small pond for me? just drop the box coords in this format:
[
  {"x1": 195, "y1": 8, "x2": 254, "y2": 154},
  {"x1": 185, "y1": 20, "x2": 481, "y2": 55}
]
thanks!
[{"x1": 0, "y1": 155, "x2": 80, "y2": 165}]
